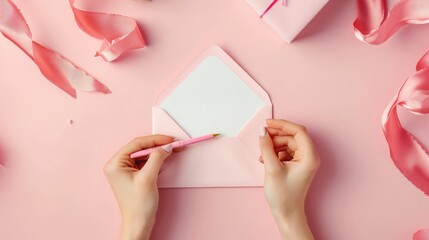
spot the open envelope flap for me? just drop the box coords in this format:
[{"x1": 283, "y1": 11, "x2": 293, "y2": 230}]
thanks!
[
  {"x1": 237, "y1": 105, "x2": 273, "y2": 157},
  {"x1": 153, "y1": 107, "x2": 265, "y2": 188},
  {"x1": 155, "y1": 45, "x2": 271, "y2": 107},
  {"x1": 156, "y1": 45, "x2": 272, "y2": 138},
  {"x1": 152, "y1": 107, "x2": 190, "y2": 141}
]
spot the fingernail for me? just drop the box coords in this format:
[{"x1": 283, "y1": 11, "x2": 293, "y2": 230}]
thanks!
[
  {"x1": 161, "y1": 144, "x2": 172, "y2": 153},
  {"x1": 259, "y1": 125, "x2": 266, "y2": 137}
]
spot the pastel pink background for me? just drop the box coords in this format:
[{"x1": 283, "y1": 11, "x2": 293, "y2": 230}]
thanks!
[{"x1": 1, "y1": 0, "x2": 429, "y2": 239}]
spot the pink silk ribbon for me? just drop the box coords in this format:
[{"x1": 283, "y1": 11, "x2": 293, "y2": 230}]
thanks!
[
  {"x1": 382, "y1": 50, "x2": 429, "y2": 194},
  {"x1": 354, "y1": 1, "x2": 429, "y2": 237},
  {"x1": 382, "y1": 48, "x2": 429, "y2": 240},
  {"x1": 70, "y1": 0, "x2": 146, "y2": 62},
  {"x1": 354, "y1": 0, "x2": 429, "y2": 44},
  {"x1": 382, "y1": 42, "x2": 429, "y2": 240},
  {"x1": 260, "y1": 0, "x2": 287, "y2": 18},
  {"x1": 0, "y1": 0, "x2": 110, "y2": 98}
]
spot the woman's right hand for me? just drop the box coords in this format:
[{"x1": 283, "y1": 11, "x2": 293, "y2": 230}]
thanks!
[
  {"x1": 104, "y1": 135, "x2": 174, "y2": 240},
  {"x1": 259, "y1": 119, "x2": 320, "y2": 240}
]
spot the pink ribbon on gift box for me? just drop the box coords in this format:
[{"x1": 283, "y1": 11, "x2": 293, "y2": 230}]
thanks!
[{"x1": 260, "y1": 0, "x2": 287, "y2": 18}]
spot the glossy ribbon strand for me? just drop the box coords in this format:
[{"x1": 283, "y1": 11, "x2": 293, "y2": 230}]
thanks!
[
  {"x1": 0, "y1": 0, "x2": 110, "y2": 98},
  {"x1": 354, "y1": 1, "x2": 429, "y2": 237},
  {"x1": 70, "y1": 0, "x2": 146, "y2": 61},
  {"x1": 381, "y1": 35, "x2": 429, "y2": 240},
  {"x1": 354, "y1": 0, "x2": 429, "y2": 44},
  {"x1": 353, "y1": 0, "x2": 429, "y2": 236},
  {"x1": 382, "y1": 51, "x2": 429, "y2": 195}
]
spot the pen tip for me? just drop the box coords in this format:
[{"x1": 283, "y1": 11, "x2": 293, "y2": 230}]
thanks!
[{"x1": 213, "y1": 134, "x2": 221, "y2": 137}]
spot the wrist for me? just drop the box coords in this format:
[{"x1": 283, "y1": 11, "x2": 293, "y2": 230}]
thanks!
[
  {"x1": 120, "y1": 219, "x2": 154, "y2": 240},
  {"x1": 270, "y1": 202, "x2": 305, "y2": 222},
  {"x1": 273, "y1": 209, "x2": 314, "y2": 240}
]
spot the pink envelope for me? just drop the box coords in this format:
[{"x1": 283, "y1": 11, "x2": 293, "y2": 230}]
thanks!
[
  {"x1": 247, "y1": 0, "x2": 329, "y2": 43},
  {"x1": 153, "y1": 45, "x2": 272, "y2": 188}
]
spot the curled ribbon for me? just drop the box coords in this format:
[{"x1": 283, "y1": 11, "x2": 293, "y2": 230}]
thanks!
[
  {"x1": 0, "y1": 0, "x2": 110, "y2": 98},
  {"x1": 354, "y1": 0, "x2": 429, "y2": 44},
  {"x1": 382, "y1": 47, "x2": 429, "y2": 240},
  {"x1": 260, "y1": 0, "x2": 287, "y2": 18},
  {"x1": 354, "y1": 1, "x2": 429, "y2": 237},
  {"x1": 382, "y1": 50, "x2": 429, "y2": 195},
  {"x1": 70, "y1": 0, "x2": 146, "y2": 62}
]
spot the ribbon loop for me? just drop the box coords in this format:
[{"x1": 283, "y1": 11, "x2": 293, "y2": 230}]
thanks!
[
  {"x1": 70, "y1": 0, "x2": 146, "y2": 62},
  {"x1": 354, "y1": 0, "x2": 429, "y2": 44},
  {"x1": 382, "y1": 54, "x2": 429, "y2": 195}
]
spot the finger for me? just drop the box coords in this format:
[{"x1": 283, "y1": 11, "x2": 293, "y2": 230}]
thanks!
[
  {"x1": 133, "y1": 145, "x2": 183, "y2": 169},
  {"x1": 173, "y1": 146, "x2": 185, "y2": 153},
  {"x1": 267, "y1": 119, "x2": 309, "y2": 136},
  {"x1": 137, "y1": 144, "x2": 173, "y2": 182},
  {"x1": 114, "y1": 135, "x2": 174, "y2": 159},
  {"x1": 106, "y1": 135, "x2": 174, "y2": 176},
  {"x1": 259, "y1": 126, "x2": 283, "y2": 173},
  {"x1": 266, "y1": 119, "x2": 311, "y2": 142},
  {"x1": 266, "y1": 119, "x2": 287, "y2": 130},
  {"x1": 272, "y1": 136, "x2": 297, "y2": 151},
  {"x1": 267, "y1": 119, "x2": 315, "y2": 159},
  {"x1": 262, "y1": 150, "x2": 293, "y2": 162},
  {"x1": 274, "y1": 146, "x2": 295, "y2": 157},
  {"x1": 266, "y1": 128, "x2": 289, "y2": 136},
  {"x1": 268, "y1": 125, "x2": 312, "y2": 138}
]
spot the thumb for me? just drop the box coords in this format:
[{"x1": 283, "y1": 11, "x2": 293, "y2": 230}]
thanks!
[
  {"x1": 259, "y1": 126, "x2": 282, "y2": 173},
  {"x1": 137, "y1": 144, "x2": 173, "y2": 182}
]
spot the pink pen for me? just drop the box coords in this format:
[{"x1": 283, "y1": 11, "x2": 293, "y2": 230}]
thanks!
[{"x1": 130, "y1": 133, "x2": 220, "y2": 159}]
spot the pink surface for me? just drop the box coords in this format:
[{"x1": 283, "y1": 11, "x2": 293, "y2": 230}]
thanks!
[{"x1": 1, "y1": 0, "x2": 429, "y2": 239}]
